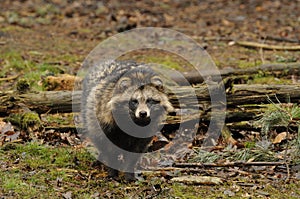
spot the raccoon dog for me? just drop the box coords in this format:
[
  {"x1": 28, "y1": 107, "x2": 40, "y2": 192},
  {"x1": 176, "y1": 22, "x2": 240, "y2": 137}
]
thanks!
[{"x1": 81, "y1": 60, "x2": 174, "y2": 181}]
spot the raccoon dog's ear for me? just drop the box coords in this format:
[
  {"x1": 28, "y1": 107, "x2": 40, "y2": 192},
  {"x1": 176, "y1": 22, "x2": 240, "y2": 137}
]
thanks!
[
  {"x1": 151, "y1": 76, "x2": 164, "y2": 91},
  {"x1": 117, "y1": 77, "x2": 131, "y2": 91}
]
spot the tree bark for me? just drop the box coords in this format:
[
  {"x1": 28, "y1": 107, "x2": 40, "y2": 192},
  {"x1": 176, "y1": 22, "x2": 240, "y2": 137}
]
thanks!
[
  {"x1": 0, "y1": 90, "x2": 80, "y2": 115},
  {"x1": 1, "y1": 84, "x2": 299, "y2": 117},
  {"x1": 170, "y1": 63, "x2": 300, "y2": 85}
]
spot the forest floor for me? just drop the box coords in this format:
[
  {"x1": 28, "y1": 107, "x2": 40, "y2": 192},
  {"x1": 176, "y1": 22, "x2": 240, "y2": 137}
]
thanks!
[{"x1": 0, "y1": 0, "x2": 300, "y2": 198}]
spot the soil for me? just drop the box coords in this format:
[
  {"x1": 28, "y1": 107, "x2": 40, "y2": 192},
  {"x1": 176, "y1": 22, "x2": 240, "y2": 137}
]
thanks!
[{"x1": 1, "y1": 0, "x2": 300, "y2": 77}]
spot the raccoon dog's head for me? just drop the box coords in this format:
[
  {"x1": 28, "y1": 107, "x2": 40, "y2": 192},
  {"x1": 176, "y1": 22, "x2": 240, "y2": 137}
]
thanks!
[{"x1": 109, "y1": 67, "x2": 174, "y2": 127}]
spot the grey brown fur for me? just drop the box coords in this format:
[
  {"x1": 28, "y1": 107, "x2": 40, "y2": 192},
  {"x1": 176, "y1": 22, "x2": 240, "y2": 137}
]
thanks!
[{"x1": 81, "y1": 60, "x2": 174, "y2": 181}]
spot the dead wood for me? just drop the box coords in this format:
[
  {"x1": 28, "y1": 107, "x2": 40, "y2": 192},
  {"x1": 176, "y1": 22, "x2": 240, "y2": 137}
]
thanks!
[
  {"x1": 0, "y1": 74, "x2": 20, "y2": 82},
  {"x1": 234, "y1": 41, "x2": 300, "y2": 51},
  {"x1": 1, "y1": 84, "x2": 299, "y2": 116},
  {"x1": 170, "y1": 63, "x2": 300, "y2": 85},
  {"x1": 0, "y1": 90, "x2": 80, "y2": 115}
]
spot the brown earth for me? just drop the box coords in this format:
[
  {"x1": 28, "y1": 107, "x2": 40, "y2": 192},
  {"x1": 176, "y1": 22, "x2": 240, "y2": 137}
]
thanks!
[{"x1": 1, "y1": 0, "x2": 300, "y2": 79}]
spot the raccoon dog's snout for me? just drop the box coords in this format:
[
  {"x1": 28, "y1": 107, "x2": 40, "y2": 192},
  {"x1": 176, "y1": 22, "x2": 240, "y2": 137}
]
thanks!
[
  {"x1": 135, "y1": 103, "x2": 150, "y2": 119},
  {"x1": 139, "y1": 111, "x2": 147, "y2": 118}
]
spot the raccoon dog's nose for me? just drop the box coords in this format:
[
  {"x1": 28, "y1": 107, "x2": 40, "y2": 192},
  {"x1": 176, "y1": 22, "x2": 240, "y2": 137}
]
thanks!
[{"x1": 139, "y1": 111, "x2": 147, "y2": 118}]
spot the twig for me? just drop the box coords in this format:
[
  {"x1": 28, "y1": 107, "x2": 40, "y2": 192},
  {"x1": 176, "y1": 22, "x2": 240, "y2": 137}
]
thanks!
[
  {"x1": 141, "y1": 167, "x2": 213, "y2": 175},
  {"x1": 0, "y1": 74, "x2": 20, "y2": 82},
  {"x1": 284, "y1": 124, "x2": 291, "y2": 182},
  {"x1": 259, "y1": 45, "x2": 266, "y2": 64},
  {"x1": 192, "y1": 35, "x2": 233, "y2": 42},
  {"x1": 262, "y1": 36, "x2": 300, "y2": 44},
  {"x1": 259, "y1": 38, "x2": 266, "y2": 64},
  {"x1": 173, "y1": 161, "x2": 286, "y2": 168},
  {"x1": 234, "y1": 41, "x2": 300, "y2": 51}
]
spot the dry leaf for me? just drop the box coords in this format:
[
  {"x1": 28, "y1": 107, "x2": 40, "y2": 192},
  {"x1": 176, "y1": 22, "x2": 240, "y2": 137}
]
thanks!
[
  {"x1": 0, "y1": 121, "x2": 20, "y2": 145},
  {"x1": 0, "y1": 121, "x2": 14, "y2": 133},
  {"x1": 62, "y1": 191, "x2": 72, "y2": 199},
  {"x1": 273, "y1": 132, "x2": 287, "y2": 144}
]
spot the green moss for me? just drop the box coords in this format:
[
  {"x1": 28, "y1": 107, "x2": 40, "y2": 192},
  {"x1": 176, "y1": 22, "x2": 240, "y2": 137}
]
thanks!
[
  {"x1": 1, "y1": 173, "x2": 40, "y2": 198},
  {"x1": 0, "y1": 48, "x2": 78, "y2": 90},
  {"x1": 22, "y1": 72, "x2": 43, "y2": 91},
  {"x1": 56, "y1": 54, "x2": 81, "y2": 64},
  {"x1": 0, "y1": 25, "x2": 24, "y2": 32},
  {"x1": 171, "y1": 183, "x2": 202, "y2": 198},
  {"x1": 43, "y1": 114, "x2": 74, "y2": 126},
  {"x1": 6, "y1": 112, "x2": 41, "y2": 130},
  {"x1": 0, "y1": 142, "x2": 95, "y2": 198},
  {"x1": 144, "y1": 55, "x2": 185, "y2": 71},
  {"x1": 244, "y1": 141, "x2": 256, "y2": 148},
  {"x1": 0, "y1": 50, "x2": 33, "y2": 75},
  {"x1": 263, "y1": 183, "x2": 300, "y2": 198},
  {"x1": 248, "y1": 75, "x2": 292, "y2": 84},
  {"x1": 118, "y1": 49, "x2": 194, "y2": 72},
  {"x1": 237, "y1": 60, "x2": 262, "y2": 69},
  {"x1": 275, "y1": 55, "x2": 297, "y2": 63},
  {"x1": 20, "y1": 63, "x2": 65, "y2": 91},
  {"x1": 35, "y1": 3, "x2": 60, "y2": 17},
  {"x1": 16, "y1": 78, "x2": 30, "y2": 93},
  {"x1": 22, "y1": 112, "x2": 41, "y2": 128}
]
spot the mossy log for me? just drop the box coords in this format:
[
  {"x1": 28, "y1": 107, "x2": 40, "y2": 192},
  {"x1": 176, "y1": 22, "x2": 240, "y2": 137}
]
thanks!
[
  {"x1": 0, "y1": 84, "x2": 299, "y2": 118},
  {"x1": 172, "y1": 63, "x2": 300, "y2": 85},
  {"x1": 0, "y1": 90, "x2": 79, "y2": 116},
  {"x1": 170, "y1": 84, "x2": 300, "y2": 109}
]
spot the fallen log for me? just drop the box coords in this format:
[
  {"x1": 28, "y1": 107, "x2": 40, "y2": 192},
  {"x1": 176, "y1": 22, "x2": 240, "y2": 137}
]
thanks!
[
  {"x1": 169, "y1": 84, "x2": 300, "y2": 109},
  {"x1": 165, "y1": 104, "x2": 264, "y2": 125},
  {"x1": 1, "y1": 84, "x2": 299, "y2": 116},
  {"x1": 0, "y1": 90, "x2": 79, "y2": 115},
  {"x1": 171, "y1": 63, "x2": 300, "y2": 85}
]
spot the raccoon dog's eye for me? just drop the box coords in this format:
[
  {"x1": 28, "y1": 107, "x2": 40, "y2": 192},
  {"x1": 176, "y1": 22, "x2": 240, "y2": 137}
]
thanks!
[
  {"x1": 146, "y1": 98, "x2": 160, "y2": 104},
  {"x1": 130, "y1": 99, "x2": 138, "y2": 106}
]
